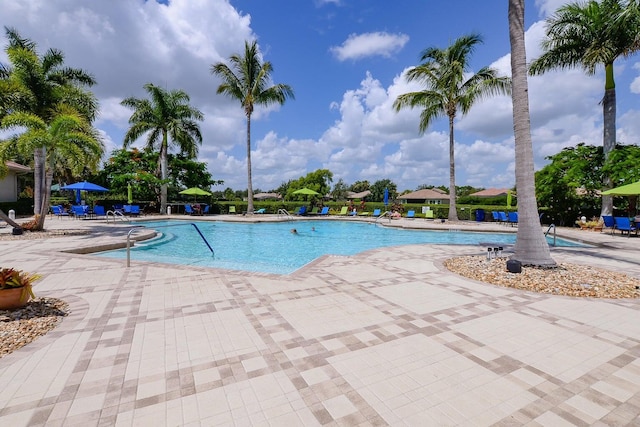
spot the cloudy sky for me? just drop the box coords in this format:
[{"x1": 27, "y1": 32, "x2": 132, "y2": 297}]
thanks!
[{"x1": 2, "y1": 0, "x2": 640, "y2": 192}]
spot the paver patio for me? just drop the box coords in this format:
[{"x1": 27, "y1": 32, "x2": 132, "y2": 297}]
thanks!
[{"x1": 1, "y1": 216, "x2": 639, "y2": 426}]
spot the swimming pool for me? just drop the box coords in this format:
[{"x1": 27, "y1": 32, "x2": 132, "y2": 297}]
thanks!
[{"x1": 95, "y1": 220, "x2": 581, "y2": 274}]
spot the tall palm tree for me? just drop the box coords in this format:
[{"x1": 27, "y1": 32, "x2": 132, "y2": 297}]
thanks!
[
  {"x1": 121, "y1": 83, "x2": 204, "y2": 214},
  {"x1": 0, "y1": 106, "x2": 103, "y2": 230},
  {"x1": 2, "y1": 27, "x2": 98, "y2": 215},
  {"x1": 211, "y1": 40, "x2": 294, "y2": 213},
  {"x1": 509, "y1": 0, "x2": 557, "y2": 266},
  {"x1": 394, "y1": 34, "x2": 511, "y2": 221},
  {"x1": 529, "y1": 0, "x2": 640, "y2": 216}
]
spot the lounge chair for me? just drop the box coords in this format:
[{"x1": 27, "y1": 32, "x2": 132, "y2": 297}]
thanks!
[
  {"x1": 338, "y1": 206, "x2": 349, "y2": 215},
  {"x1": 228, "y1": 206, "x2": 236, "y2": 214},
  {"x1": 424, "y1": 210, "x2": 434, "y2": 220},
  {"x1": 319, "y1": 206, "x2": 329, "y2": 216},
  {"x1": 51, "y1": 205, "x2": 70, "y2": 219},
  {"x1": 492, "y1": 211, "x2": 500, "y2": 222},
  {"x1": 602, "y1": 215, "x2": 615, "y2": 234},
  {"x1": 508, "y1": 212, "x2": 518, "y2": 226},
  {"x1": 372, "y1": 208, "x2": 381, "y2": 217},
  {"x1": 613, "y1": 217, "x2": 637, "y2": 237},
  {"x1": 254, "y1": 208, "x2": 266, "y2": 214},
  {"x1": 406, "y1": 210, "x2": 415, "y2": 219},
  {"x1": 308, "y1": 207, "x2": 319, "y2": 215},
  {"x1": 184, "y1": 204, "x2": 194, "y2": 215},
  {"x1": 296, "y1": 206, "x2": 307, "y2": 215},
  {"x1": 71, "y1": 205, "x2": 88, "y2": 219},
  {"x1": 348, "y1": 209, "x2": 357, "y2": 216},
  {"x1": 202, "y1": 205, "x2": 210, "y2": 215},
  {"x1": 93, "y1": 205, "x2": 106, "y2": 218},
  {"x1": 498, "y1": 211, "x2": 508, "y2": 224},
  {"x1": 129, "y1": 205, "x2": 141, "y2": 216}
]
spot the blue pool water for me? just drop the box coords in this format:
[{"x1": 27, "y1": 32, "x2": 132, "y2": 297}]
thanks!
[{"x1": 95, "y1": 220, "x2": 581, "y2": 274}]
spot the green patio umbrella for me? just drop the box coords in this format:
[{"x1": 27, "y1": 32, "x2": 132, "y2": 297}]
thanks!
[
  {"x1": 292, "y1": 188, "x2": 319, "y2": 196},
  {"x1": 601, "y1": 180, "x2": 640, "y2": 196},
  {"x1": 179, "y1": 187, "x2": 212, "y2": 202}
]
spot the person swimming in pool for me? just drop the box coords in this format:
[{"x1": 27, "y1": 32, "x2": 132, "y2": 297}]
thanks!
[{"x1": 290, "y1": 228, "x2": 298, "y2": 234}]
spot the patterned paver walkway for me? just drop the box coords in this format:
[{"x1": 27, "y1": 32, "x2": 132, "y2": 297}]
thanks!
[{"x1": 1, "y1": 217, "x2": 639, "y2": 426}]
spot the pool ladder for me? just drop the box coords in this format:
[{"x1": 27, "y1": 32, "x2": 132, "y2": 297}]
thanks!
[
  {"x1": 107, "y1": 210, "x2": 129, "y2": 223},
  {"x1": 545, "y1": 223, "x2": 557, "y2": 246},
  {"x1": 374, "y1": 211, "x2": 391, "y2": 225},
  {"x1": 126, "y1": 222, "x2": 214, "y2": 267},
  {"x1": 277, "y1": 209, "x2": 293, "y2": 220}
]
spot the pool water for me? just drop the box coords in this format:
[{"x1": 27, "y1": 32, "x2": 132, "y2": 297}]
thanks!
[{"x1": 95, "y1": 220, "x2": 582, "y2": 274}]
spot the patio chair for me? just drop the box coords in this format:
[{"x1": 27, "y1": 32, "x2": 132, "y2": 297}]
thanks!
[
  {"x1": 498, "y1": 211, "x2": 508, "y2": 224},
  {"x1": 308, "y1": 206, "x2": 319, "y2": 215},
  {"x1": 425, "y1": 210, "x2": 435, "y2": 220},
  {"x1": 129, "y1": 205, "x2": 141, "y2": 216},
  {"x1": 202, "y1": 204, "x2": 210, "y2": 215},
  {"x1": 508, "y1": 212, "x2": 518, "y2": 226},
  {"x1": 372, "y1": 208, "x2": 381, "y2": 217},
  {"x1": 337, "y1": 206, "x2": 349, "y2": 215},
  {"x1": 254, "y1": 208, "x2": 266, "y2": 214},
  {"x1": 296, "y1": 206, "x2": 307, "y2": 215},
  {"x1": 71, "y1": 205, "x2": 87, "y2": 219},
  {"x1": 348, "y1": 209, "x2": 358, "y2": 216},
  {"x1": 492, "y1": 211, "x2": 500, "y2": 222},
  {"x1": 613, "y1": 217, "x2": 637, "y2": 237},
  {"x1": 228, "y1": 206, "x2": 236, "y2": 214},
  {"x1": 92, "y1": 205, "x2": 106, "y2": 218},
  {"x1": 184, "y1": 204, "x2": 194, "y2": 215},
  {"x1": 602, "y1": 215, "x2": 615, "y2": 234},
  {"x1": 51, "y1": 205, "x2": 70, "y2": 219},
  {"x1": 319, "y1": 206, "x2": 329, "y2": 216},
  {"x1": 406, "y1": 210, "x2": 415, "y2": 219}
]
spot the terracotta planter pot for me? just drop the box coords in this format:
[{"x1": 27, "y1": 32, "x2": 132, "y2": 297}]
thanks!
[{"x1": 0, "y1": 287, "x2": 30, "y2": 310}]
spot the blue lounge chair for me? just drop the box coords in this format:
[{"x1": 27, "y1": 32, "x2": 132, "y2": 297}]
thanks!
[
  {"x1": 602, "y1": 215, "x2": 615, "y2": 234},
  {"x1": 254, "y1": 208, "x2": 266, "y2": 214},
  {"x1": 202, "y1": 205, "x2": 210, "y2": 215},
  {"x1": 296, "y1": 206, "x2": 307, "y2": 215},
  {"x1": 71, "y1": 205, "x2": 88, "y2": 219},
  {"x1": 348, "y1": 209, "x2": 357, "y2": 216},
  {"x1": 92, "y1": 205, "x2": 106, "y2": 218},
  {"x1": 406, "y1": 210, "x2": 415, "y2": 219},
  {"x1": 319, "y1": 206, "x2": 329, "y2": 216},
  {"x1": 508, "y1": 212, "x2": 518, "y2": 226},
  {"x1": 492, "y1": 211, "x2": 500, "y2": 222},
  {"x1": 498, "y1": 211, "x2": 508, "y2": 224},
  {"x1": 51, "y1": 205, "x2": 70, "y2": 219},
  {"x1": 613, "y1": 217, "x2": 637, "y2": 237},
  {"x1": 184, "y1": 204, "x2": 194, "y2": 215},
  {"x1": 372, "y1": 208, "x2": 381, "y2": 217},
  {"x1": 129, "y1": 205, "x2": 140, "y2": 216}
]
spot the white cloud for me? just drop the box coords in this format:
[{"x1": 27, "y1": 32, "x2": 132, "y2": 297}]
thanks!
[{"x1": 330, "y1": 32, "x2": 409, "y2": 61}]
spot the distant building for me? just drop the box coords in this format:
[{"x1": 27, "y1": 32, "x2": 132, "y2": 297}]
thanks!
[
  {"x1": 398, "y1": 188, "x2": 449, "y2": 204},
  {"x1": 469, "y1": 188, "x2": 511, "y2": 198},
  {"x1": 0, "y1": 161, "x2": 31, "y2": 202},
  {"x1": 346, "y1": 190, "x2": 371, "y2": 199},
  {"x1": 253, "y1": 192, "x2": 282, "y2": 201}
]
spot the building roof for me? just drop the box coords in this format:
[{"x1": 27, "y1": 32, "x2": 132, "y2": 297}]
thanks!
[
  {"x1": 347, "y1": 190, "x2": 371, "y2": 199},
  {"x1": 254, "y1": 192, "x2": 281, "y2": 200},
  {"x1": 399, "y1": 189, "x2": 450, "y2": 201},
  {"x1": 5, "y1": 161, "x2": 31, "y2": 173},
  {"x1": 469, "y1": 188, "x2": 511, "y2": 197}
]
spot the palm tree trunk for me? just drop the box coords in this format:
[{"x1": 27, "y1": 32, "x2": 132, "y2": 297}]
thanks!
[
  {"x1": 601, "y1": 66, "x2": 616, "y2": 217},
  {"x1": 447, "y1": 115, "x2": 458, "y2": 221},
  {"x1": 160, "y1": 131, "x2": 168, "y2": 214},
  {"x1": 246, "y1": 114, "x2": 254, "y2": 213},
  {"x1": 509, "y1": 0, "x2": 556, "y2": 267},
  {"x1": 33, "y1": 147, "x2": 45, "y2": 215},
  {"x1": 36, "y1": 164, "x2": 54, "y2": 231}
]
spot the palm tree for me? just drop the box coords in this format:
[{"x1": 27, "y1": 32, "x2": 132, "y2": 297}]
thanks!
[
  {"x1": 1, "y1": 27, "x2": 98, "y2": 216},
  {"x1": 211, "y1": 40, "x2": 294, "y2": 213},
  {"x1": 0, "y1": 106, "x2": 103, "y2": 230},
  {"x1": 509, "y1": 0, "x2": 557, "y2": 266},
  {"x1": 529, "y1": 0, "x2": 640, "y2": 216},
  {"x1": 394, "y1": 34, "x2": 511, "y2": 221},
  {"x1": 121, "y1": 83, "x2": 204, "y2": 214}
]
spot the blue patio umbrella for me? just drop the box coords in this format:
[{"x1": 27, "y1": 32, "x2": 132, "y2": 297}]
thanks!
[
  {"x1": 61, "y1": 181, "x2": 109, "y2": 204},
  {"x1": 383, "y1": 188, "x2": 389, "y2": 207}
]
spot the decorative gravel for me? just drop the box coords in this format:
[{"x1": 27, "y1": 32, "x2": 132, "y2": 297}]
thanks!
[
  {"x1": 0, "y1": 298, "x2": 69, "y2": 358},
  {"x1": 444, "y1": 256, "x2": 640, "y2": 299}
]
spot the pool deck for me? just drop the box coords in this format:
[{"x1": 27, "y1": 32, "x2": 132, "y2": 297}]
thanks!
[{"x1": 1, "y1": 215, "x2": 639, "y2": 426}]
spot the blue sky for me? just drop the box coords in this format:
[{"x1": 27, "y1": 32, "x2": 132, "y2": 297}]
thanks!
[{"x1": 2, "y1": 0, "x2": 640, "y2": 192}]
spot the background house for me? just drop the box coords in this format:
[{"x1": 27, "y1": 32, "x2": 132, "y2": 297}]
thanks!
[
  {"x1": 398, "y1": 188, "x2": 449, "y2": 205},
  {"x1": 468, "y1": 188, "x2": 510, "y2": 198},
  {"x1": 0, "y1": 161, "x2": 31, "y2": 202}
]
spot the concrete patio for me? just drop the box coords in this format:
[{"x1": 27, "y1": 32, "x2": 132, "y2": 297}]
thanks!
[{"x1": 1, "y1": 216, "x2": 639, "y2": 426}]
